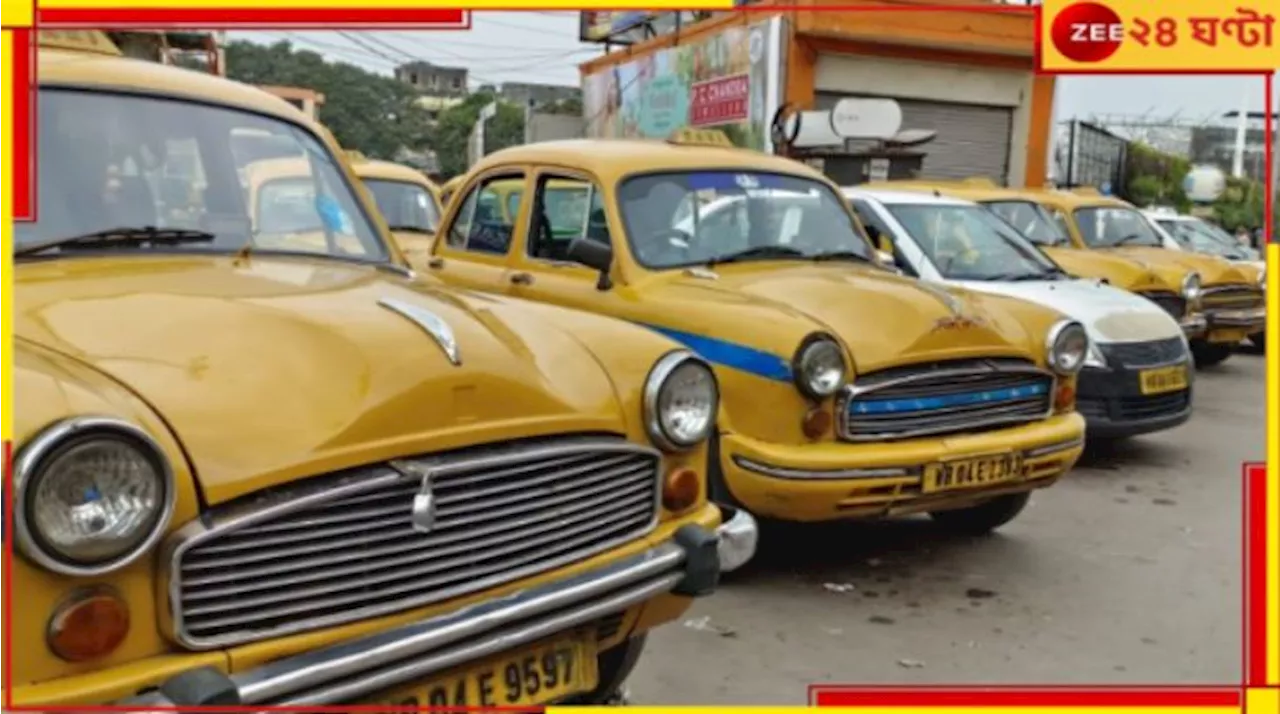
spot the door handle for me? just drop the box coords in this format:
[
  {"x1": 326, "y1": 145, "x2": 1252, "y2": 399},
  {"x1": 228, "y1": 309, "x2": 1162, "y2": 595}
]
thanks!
[{"x1": 510, "y1": 272, "x2": 535, "y2": 286}]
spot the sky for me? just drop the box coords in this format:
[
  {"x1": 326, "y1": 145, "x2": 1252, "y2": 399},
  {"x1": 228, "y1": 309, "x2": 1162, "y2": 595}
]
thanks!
[{"x1": 233, "y1": 13, "x2": 1279, "y2": 125}]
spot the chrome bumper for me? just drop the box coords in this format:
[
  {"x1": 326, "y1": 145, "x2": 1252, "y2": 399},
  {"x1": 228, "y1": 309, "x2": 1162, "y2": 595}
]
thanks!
[
  {"x1": 1180, "y1": 313, "x2": 1208, "y2": 335},
  {"x1": 115, "y1": 525, "x2": 724, "y2": 709},
  {"x1": 1206, "y1": 306, "x2": 1266, "y2": 329},
  {"x1": 715, "y1": 504, "x2": 758, "y2": 573}
]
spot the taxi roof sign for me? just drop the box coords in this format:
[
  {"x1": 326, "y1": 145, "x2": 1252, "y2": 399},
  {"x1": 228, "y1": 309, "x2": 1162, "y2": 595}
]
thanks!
[
  {"x1": 37, "y1": 30, "x2": 122, "y2": 56},
  {"x1": 667, "y1": 128, "x2": 735, "y2": 149}
]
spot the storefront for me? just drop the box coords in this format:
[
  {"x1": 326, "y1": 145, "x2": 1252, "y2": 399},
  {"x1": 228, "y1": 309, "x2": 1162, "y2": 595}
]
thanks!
[{"x1": 578, "y1": 0, "x2": 1055, "y2": 188}]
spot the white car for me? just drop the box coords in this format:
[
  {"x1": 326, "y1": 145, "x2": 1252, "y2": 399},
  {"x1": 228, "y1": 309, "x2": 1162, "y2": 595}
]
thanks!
[
  {"x1": 1142, "y1": 209, "x2": 1265, "y2": 349},
  {"x1": 845, "y1": 187, "x2": 1193, "y2": 440}
]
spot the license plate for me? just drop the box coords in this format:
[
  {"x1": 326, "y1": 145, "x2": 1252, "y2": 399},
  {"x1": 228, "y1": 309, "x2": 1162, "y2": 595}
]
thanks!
[
  {"x1": 369, "y1": 634, "x2": 597, "y2": 710},
  {"x1": 1209, "y1": 327, "x2": 1253, "y2": 344},
  {"x1": 1138, "y1": 364, "x2": 1188, "y2": 395},
  {"x1": 922, "y1": 452, "x2": 1024, "y2": 493}
]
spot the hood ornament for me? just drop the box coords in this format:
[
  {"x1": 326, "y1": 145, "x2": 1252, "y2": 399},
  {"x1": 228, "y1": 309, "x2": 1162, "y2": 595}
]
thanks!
[
  {"x1": 391, "y1": 460, "x2": 437, "y2": 534},
  {"x1": 933, "y1": 314, "x2": 988, "y2": 331},
  {"x1": 379, "y1": 297, "x2": 461, "y2": 365}
]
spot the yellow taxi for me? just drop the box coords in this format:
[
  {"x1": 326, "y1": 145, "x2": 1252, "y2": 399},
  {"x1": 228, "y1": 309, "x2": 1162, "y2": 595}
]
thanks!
[
  {"x1": 345, "y1": 153, "x2": 443, "y2": 260},
  {"x1": 1030, "y1": 188, "x2": 1263, "y2": 367},
  {"x1": 440, "y1": 173, "x2": 466, "y2": 207},
  {"x1": 866, "y1": 179, "x2": 1210, "y2": 340},
  {"x1": 9, "y1": 31, "x2": 755, "y2": 709},
  {"x1": 415, "y1": 129, "x2": 1088, "y2": 530}
]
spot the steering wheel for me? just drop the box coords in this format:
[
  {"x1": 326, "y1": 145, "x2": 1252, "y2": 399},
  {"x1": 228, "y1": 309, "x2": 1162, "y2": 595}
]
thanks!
[{"x1": 641, "y1": 227, "x2": 696, "y2": 263}]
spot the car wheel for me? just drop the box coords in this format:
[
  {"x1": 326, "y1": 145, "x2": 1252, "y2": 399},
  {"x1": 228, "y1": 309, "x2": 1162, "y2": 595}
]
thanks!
[
  {"x1": 928, "y1": 492, "x2": 1031, "y2": 535},
  {"x1": 1191, "y1": 341, "x2": 1234, "y2": 367},
  {"x1": 570, "y1": 634, "x2": 646, "y2": 705}
]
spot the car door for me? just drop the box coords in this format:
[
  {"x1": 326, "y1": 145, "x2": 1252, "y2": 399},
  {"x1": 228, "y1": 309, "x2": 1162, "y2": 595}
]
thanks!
[
  {"x1": 505, "y1": 169, "x2": 625, "y2": 314},
  {"x1": 427, "y1": 169, "x2": 531, "y2": 292}
]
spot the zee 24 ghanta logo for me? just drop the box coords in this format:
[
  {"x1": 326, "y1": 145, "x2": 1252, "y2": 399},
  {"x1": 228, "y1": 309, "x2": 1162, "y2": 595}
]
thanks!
[
  {"x1": 1050, "y1": 1, "x2": 1276, "y2": 62},
  {"x1": 1050, "y1": 2, "x2": 1173, "y2": 62}
]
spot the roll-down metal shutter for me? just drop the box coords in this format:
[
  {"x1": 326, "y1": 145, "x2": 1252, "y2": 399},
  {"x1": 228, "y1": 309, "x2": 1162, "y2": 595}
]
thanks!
[{"x1": 816, "y1": 93, "x2": 1014, "y2": 183}]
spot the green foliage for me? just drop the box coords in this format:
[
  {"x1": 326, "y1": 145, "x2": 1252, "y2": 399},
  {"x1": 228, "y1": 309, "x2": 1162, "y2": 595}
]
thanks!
[
  {"x1": 224, "y1": 39, "x2": 431, "y2": 160},
  {"x1": 1125, "y1": 140, "x2": 1269, "y2": 233},
  {"x1": 432, "y1": 91, "x2": 527, "y2": 178}
]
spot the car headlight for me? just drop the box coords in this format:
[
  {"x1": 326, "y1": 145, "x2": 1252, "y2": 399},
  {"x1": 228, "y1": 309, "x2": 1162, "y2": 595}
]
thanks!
[
  {"x1": 1045, "y1": 320, "x2": 1089, "y2": 375},
  {"x1": 1181, "y1": 272, "x2": 1203, "y2": 303},
  {"x1": 1083, "y1": 340, "x2": 1107, "y2": 368},
  {"x1": 15, "y1": 417, "x2": 175, "y2": 576},
  {"x1": 644, "y1": 351, "x2": 718, "y2": 452},
  {"x1": 793, "y1": 334, "x2": 847, "y2": 399}
]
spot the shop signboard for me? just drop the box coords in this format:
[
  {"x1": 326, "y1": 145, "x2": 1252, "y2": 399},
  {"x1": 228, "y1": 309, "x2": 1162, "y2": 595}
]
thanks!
[
  {"x1": 582, "y1": 16, "x2": 786, "y2": 152},
  {"x1": 690, "y1": 74, "x2": 750, "y2": 127},
  {"x1": 579, "y1": 11, "x2": 655, "y2": 43}
]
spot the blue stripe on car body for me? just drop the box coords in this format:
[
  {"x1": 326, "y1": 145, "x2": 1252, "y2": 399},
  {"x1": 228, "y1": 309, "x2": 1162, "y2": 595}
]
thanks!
[{"x1": 641, "y1": 324, "x2": 793, "y2": 382}]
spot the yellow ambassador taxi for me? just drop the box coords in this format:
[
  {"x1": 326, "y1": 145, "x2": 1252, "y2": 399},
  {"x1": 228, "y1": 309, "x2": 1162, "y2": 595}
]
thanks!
[
  {"x1": 412, "y1": 129, "x2": 1088, "y2": 531},
  {"x1": 1030, "y1": 188, "x2": 1264, "y2": 367},
  {"x1": 866, "y1": 179, "x2": 1210, "y2": 340},
  {"x1": 9, "y1": 31, "x2": 756, "y2": 709},
  {"x1": 344, "y1": 152, "x2": 443, "y2": 261}
]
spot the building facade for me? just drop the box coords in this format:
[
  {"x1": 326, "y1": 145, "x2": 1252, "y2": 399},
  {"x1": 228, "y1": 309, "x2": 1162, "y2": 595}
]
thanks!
[
  {"x1": 499, "y1": 82, "x2": 582, "y2": 108},
  {"x1": 395, "y1": 60, "x2": 468, "y2": 97}
]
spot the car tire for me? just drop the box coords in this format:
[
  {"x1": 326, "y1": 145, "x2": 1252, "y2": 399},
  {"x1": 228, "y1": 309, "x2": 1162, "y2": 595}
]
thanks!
[
  {"x1": 1191, "y1": 341, "x2": 1234, "y2": 367},
  {"x1": 571, "y1": 634, "x2": 647, "y2": 705},
  {"x1": 928, "y1": 492, "x2": 1031, "y2": 535}
]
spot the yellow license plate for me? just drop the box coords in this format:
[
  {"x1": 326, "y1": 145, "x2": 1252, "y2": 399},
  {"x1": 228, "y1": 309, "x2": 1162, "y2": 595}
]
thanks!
[
  {"x1": 922, "y1": 452, "x2": 1024, "y2": 493},
  {"x1": 1139, "y1": 364, "x2": 1189, "y2": 395},
  {"x1": 1208, "y1": 327, "x2": 1252, "y2": 344},
  {"x1": 369, "y1": 634, "x2": 598, "y2": 710}
]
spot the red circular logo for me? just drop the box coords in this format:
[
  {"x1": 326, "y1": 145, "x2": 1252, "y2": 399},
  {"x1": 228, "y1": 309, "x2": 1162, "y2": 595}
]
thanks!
[{"x1": 1051, "y1": 2, "x2": 1124, "y2": 63}]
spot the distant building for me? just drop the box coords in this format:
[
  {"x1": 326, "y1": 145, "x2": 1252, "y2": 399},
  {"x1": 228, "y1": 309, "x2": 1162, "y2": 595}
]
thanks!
[
  {"x1": 259, "y1": 85, "x2": 325, "y2": 120},
  {"x1": 414, "y1": 95, "x2": 466, "y2": 122},
  {"x1": 498, "y1": 82, "x2": 581, "y2": 108},
  {"x1": 395, "y1": 60, "x2": 468, "y2": 98}
]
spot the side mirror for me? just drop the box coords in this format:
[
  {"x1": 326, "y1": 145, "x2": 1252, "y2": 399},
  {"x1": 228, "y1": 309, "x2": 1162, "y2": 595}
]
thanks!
[
  {"x1": 876, "y1": 250, "x2": 904, "y2": 275},
  {"x1": 566, "y1": 238, "x2": 614, "y2": 290}
]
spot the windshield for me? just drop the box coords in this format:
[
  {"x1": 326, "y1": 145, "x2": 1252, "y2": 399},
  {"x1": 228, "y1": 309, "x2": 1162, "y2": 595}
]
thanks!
[
  {"x1": 364, "y1": 179, "x2": 441, "y2": 233},
  {"x1": 886, "y1": 203, "x2": 1060, "y2": 281},
  {"x1": 617, "y1": 171, "x2": 872, "y2": 269},
  {"x1": 983, "y1": 200, "x2": 1071, "y2": 246},
  {"x1": 1073, "y1": 206, "x2": 1164, "y2": 248},
  {"x1": 1156, "y1": 218, "x2": 1246, "y2": 258},
  {"x1": 16, "y1": 89, "x2": 387, "y2": 261}
]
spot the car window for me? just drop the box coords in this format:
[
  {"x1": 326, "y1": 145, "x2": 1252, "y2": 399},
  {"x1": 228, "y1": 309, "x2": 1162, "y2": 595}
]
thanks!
[
  {"x1": 447, "y1": 175, "x2": 522, "y2": 255},
  {"x1": 16, "y1": 88, "x2": 388, "y2": 261},
  {"x1": 885, "y1": 203, "x2": 1059, "y2": 281},
  {"x1": 1074, "y1": 206, "x2": 1165, "y2": 247},
  {"x1": 617, "y1": 171, "x2": 872, "y2": 269},
  {"x1": 527, "y1": 177, "x2": 609, "y2": 261},
  {"x1": 984, "y1": 200, "x2": 1071, "y2": 246},
  {"x1": 363, "y1": 179, "x2": 440, "y2": 233}
]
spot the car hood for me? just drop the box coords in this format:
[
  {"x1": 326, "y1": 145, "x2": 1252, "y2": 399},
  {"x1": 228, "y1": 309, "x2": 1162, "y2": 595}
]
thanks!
[
  {"x1": 1104, "y1": 246, "x2": 1249, "y2": 286},
  {"x1": 643, "y1": 263, "x2": 1040, "y2": 373},
  {"x1": 15, "y1": 255, "x2": 626, "y2": 505},
  {"x1": 1040, "y1": 247, "x2": 1174, "y2": 292},
  {"x1": 948, "y1": 277, "x2": 1183, "y2": 344}
]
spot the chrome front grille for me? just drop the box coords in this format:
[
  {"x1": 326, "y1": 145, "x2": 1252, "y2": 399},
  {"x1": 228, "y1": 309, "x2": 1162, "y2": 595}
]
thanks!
[
  {"x1": 167, "y1": 438, "x2": 661, "y2": 649},
  {"x1": 1139, "y1": 291, "x2": 1187, "y2": 320},
  {"x1": 1202, "y1": 284, "x2": 1263, "y2": 311},
  {"x1": 839, "y1": 358, "x2": 1054, "y2": 442},
  {"x1": 1099, "y1": 337, "x2": 1187, "y2": 368}
]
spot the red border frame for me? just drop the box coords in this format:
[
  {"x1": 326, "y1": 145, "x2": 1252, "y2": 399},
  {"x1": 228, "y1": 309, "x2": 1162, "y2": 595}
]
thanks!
[{"x1": 1, "y1": 2, "x2": 1276, "y2": 709}]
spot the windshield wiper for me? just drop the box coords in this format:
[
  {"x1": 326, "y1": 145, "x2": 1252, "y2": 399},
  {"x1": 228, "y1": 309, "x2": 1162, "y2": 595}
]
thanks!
[
  {"x1": 706, "y1": 245, "x2": 806, "y2": 266},
  {"x1": 15, "y1": 226, "x2": 217, "y2": 257},
  {"x1": 385, "y1": 224, "x2": 436, "y2": 234},
  {"x1": 809, "y1": 250, "x2": 872, "y2": 263},
  {"x1": 1106, "y1": 233, "x2": 1151, "y2": 247}
]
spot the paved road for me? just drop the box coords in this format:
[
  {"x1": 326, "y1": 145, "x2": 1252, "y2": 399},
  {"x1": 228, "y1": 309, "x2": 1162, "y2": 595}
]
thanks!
[{"x1": 630, "y1": 351, "x2": 1264, "y2": 702}]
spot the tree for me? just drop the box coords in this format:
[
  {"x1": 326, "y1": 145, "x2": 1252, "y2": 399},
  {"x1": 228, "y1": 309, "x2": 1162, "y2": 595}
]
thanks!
[
  {"x1": 432, "y1": 91, "x2": 527, "y2": 178},
  {"x1": 224, "y1": 40, "x2": 431, "y2": 159}
]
